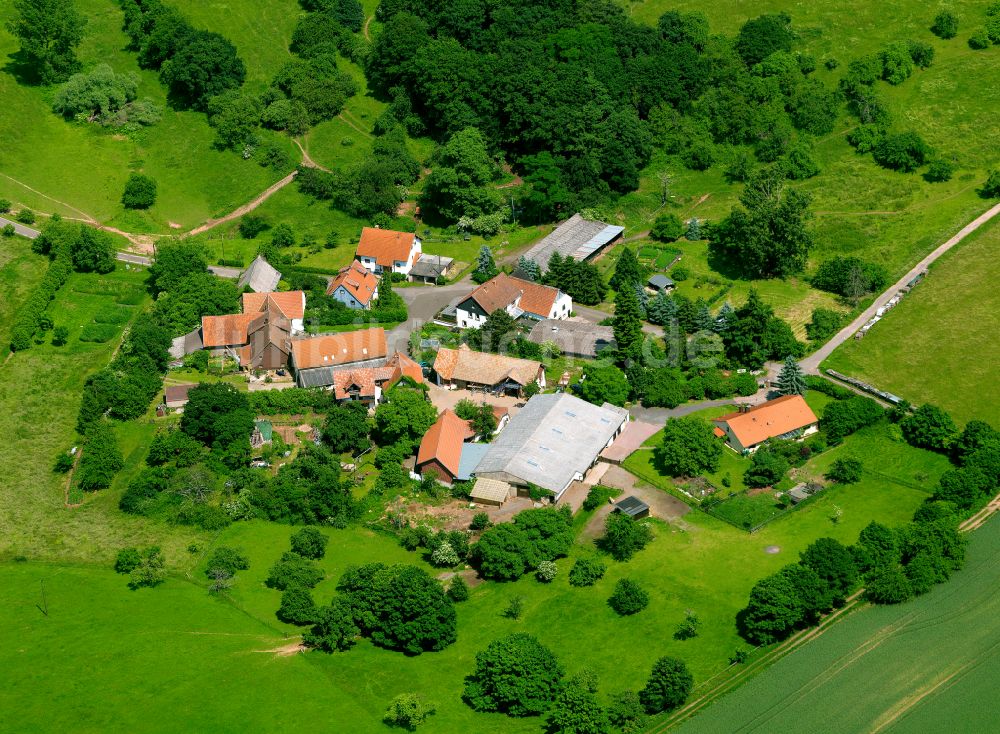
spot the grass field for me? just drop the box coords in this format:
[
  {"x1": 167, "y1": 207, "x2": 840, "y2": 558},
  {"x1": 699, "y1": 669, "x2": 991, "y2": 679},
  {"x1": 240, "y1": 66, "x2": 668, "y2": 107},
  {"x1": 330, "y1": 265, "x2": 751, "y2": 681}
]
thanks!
[
  {"x1": 824, "y1": 219, "x2": 1000, "y2": 425},
  {"x1": 675, "y1": 514, "x2": 1000, "y2": 734},
  {"x1": 0, "y1": 242, "x2": 204, "y2": 564}
]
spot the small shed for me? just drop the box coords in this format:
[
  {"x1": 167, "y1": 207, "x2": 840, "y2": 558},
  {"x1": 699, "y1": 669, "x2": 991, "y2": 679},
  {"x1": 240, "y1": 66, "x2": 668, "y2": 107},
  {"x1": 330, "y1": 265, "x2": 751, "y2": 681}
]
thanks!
[
  {"x1": 788, "y1": 484, "x2": 810, "y2": 504},
  {"x1": 470, "y1": 478, "x2": 513, "y2": 507},
  {"x1": 251, "y1": 420, "x2": 273, "y2": 448},
  {"x1": 647, "y1": 274, "x2": 675, "y2": 292},
  {"x1": 164, "y1": 383, "x2": 197, "y2": 409},
  {"x1": 614, "y1": 496, "x2": 650, "y2": 519}
]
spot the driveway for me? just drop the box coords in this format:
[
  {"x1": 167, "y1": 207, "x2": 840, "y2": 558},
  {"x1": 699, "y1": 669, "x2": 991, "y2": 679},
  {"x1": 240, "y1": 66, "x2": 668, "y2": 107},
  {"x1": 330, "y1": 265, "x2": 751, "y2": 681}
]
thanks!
[
  {"x1": 388, "y1": 280, "x2": 473, "y2": 353},
  {"x1": 581, "y1": 465, "x2": 690, "y2": 539}
]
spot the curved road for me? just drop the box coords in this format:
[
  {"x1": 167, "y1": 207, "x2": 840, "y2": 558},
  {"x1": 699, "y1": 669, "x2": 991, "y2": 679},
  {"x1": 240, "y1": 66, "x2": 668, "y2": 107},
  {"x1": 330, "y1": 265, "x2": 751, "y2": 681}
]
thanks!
[{"x1": 801, "y1": 200, "x2": 1000, "y2": 374}]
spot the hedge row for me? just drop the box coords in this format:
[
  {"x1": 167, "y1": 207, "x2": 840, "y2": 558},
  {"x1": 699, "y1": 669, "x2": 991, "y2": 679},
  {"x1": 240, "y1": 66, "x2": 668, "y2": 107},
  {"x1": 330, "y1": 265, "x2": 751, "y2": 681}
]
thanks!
[{"x1": 9, "y1": 250, "x2": 73, "y2": 351}]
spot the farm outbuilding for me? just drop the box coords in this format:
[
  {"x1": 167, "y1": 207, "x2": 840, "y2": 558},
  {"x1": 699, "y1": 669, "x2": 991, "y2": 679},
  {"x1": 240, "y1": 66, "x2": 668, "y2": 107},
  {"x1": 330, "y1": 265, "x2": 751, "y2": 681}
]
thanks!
[
  {"x1": 614, "y1": 496, "x2": 650, "y2": 519},
  {"x1": 470, "y1": 477, "x2": 514, "y2": 507}
]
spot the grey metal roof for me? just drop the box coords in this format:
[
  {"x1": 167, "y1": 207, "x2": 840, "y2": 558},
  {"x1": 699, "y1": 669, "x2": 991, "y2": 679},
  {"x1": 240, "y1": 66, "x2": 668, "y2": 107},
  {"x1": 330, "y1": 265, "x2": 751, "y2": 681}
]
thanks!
[
  {"x1": 456, "y1": 442, "x2": 491, "y2": 481},
  {"x1": 527, "y1": 319, "x2": 616, "y2": 358},
  {"x1": 615, "y1": 496, "x2": 649, "y2": 516},
  {"x1": 238, "y1": 256, "x2": 282, "y2": 293},
  {"x1": 295, "y1": 358, "x2": 386, "y2": 388},
  {"x1": 409, "y1": 253, "x2": 454, "y2": 279},
  {"x1": 473, "y1": 393, "x2": 629, "y2": 496},
  {"x1": 524, "y1": 213, "x2": 624, "y2": 272},
  {"x1": 648, "y1": 274, "x2": 675, "y2": 290}
]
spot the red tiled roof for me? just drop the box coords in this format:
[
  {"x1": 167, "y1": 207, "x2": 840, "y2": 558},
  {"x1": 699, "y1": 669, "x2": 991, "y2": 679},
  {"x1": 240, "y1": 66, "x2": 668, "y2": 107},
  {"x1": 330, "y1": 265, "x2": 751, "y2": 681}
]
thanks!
[
  {"x1": 466, "y1": 272, "x2": 561, "y2": 318},
  {"x1": 242, "y1": 291, "x2": 305, "y2": 320},
  {"x1": 356, "y1": 227, "x2": 417, "y2": 268},
  {"x1": 201, "y1": 313, "x2": 255, "y2": 348},
  {"x1": 290, "y1": 328, "x2": 388, "y2": 370},
  {"x1": 332, "y1": 370, "x2": 378, "y2": 400},
  {"x1": 164, "y1": 384, "x2": 197, "y2": 404},
  {"x1": 326, "y1": 261, "x2": 380, "y2": 304},
  {"x1": 713, "y1": 395, "x2": 818, "y2": 448},
  {"x1": 416, "y1": 409, "x2": 476, "y2": 478}
]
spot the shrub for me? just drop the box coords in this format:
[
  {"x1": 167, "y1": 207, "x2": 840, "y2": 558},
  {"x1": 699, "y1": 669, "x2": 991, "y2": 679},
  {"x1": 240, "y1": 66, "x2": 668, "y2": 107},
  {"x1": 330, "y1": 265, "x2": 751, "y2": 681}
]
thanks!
[
  {"x1": 969, "y1": 29, "x2": 991, "y2": 49},
  {"x1": 128, "y1": 547, "x2": 167, "y2": 589},
  {"x1": 599, "y1": 513, "x2": 653, "y2": 562},
  {"x1": 651, "y1": 213, "x2": 684, "y2": 242},
  {"x1": 431, "y1": 541, "x2": 460, "y2": 567},
  {"x1": 277, "y1": 587, "x2": 317, "y2": 625},
  {"x1": 609, "y1": 579, "x2": 650, "y2": 615},
  {"x1": 873, "y1": 132, "x2": 929, "y2": 172},
  {"x1": 53, "y1": 452, "x2": 75, "y2": 473},
  {"x1": 674, "y1": 611, "x2": 701, "y2": 640},
  {"x1": 2, "y1": 224, "x2": 15, "y2": 237},
  {"x1": 470, "y1": 512, "x2": 491, "y2": 531},
  {"x1": 205, "y1": 546, "x2": 250, "y2": 577},
  {"x1": 464, "y1": 633, "x2": 564, "y2": 717},
  {"x1": 264, "y1": 552, "x2": 325, "y2": 590},
  {"x1": 826, "y1": 458, "x2": 863, "y2": 484},
  {"x1": 121, "y1": 173, "x2": 157, "y2": 209},
  {"x1": 115, "y1": 547, "x2": 142, "y2": 574},
  {"x1": 639, "y1": 657, "x2": 693, "y2": 714},
  {"x1": 568, "y1": 557, "x2": 607, "y2": 587},
  {"x1": 447, "y1": 576, "x2": 470, "y2": 602},
  {"x1": 0, "y1": 199, "x2": 10, "y2": 212},
  {"x1": 290, "y1": 527, "x2": 329, "y2": 559},
  {"x1": 979, "y1": 170, "x2": 1000, "y2": 199},
  {"x1": 535, "y1": 560, "x2": 557, "y2": 583},
  {"x1": 744, "y1": 445, "x2": 790, "y2": 488},
  {"x1": 924, "y1": 158, "x2": 954, "y2": 183},
  {"x1": 805, "y1": 308, "x2": 842, "y2": 341},
  {"x1": 239, "y1": 214, "x2": 268, "y2": 239},
  {"x1": 503, "y1": 596, "x2": 524, "y2": 620},
  {"x1": 76, "y1": 420, "x2": 125, "y2": 491},
  {"x1": 932, "y1": 10, "x2": 958, "y2": 39},
  {"x1": 384, "y1": 693, "x2": 436, "y2": 730}
]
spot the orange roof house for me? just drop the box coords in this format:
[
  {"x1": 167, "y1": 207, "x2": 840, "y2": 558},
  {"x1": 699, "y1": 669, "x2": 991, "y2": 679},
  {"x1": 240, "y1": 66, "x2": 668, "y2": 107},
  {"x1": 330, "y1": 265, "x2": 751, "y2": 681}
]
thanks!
[
  {"x1": 326, "y1": 353, "x2": 424, "y2": 402},
  {"x1": 355, "y1": 227, "x2": 421, "y2": 274},
  {"x1": 456, "y1": 273, "x2": 571, "y2": 329},
  {"x1": 291, "y1": 327, "x2": 388, "y2": 371},
  {"x1": 242, "y1": 291, "x2": 306, "y2": 321},
  {"x1": 201, "y1": 300, "x2": 292, "y2": 371},
  {"x1": 711, "y1": 395, "x2": 819, "y2": 453},
  {"x1": 326, "y1": 261, "x2": 380, "y2": 308},
  {"x1": 416, "y1": 409, "x2": 477, "y2": 484}
]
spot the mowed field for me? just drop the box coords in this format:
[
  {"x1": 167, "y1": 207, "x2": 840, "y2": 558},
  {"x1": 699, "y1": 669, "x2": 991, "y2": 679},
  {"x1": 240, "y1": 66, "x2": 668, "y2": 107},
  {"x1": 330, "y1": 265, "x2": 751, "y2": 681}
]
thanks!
[
  {"x1": 675, "y1": 515, "x2": 1000, "y2": 734},
  {"x1": 824, "y1": 219, "x2": 1000, "y2": 425}
]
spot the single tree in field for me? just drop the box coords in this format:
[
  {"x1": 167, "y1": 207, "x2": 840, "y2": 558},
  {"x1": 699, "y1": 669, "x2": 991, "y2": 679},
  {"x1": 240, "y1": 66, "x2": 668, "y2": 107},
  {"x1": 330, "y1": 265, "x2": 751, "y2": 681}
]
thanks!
[
  {"x1": 8, "y1": 0, "x2": 86, "y2": 84},
  {"x1": 472, "y1": 244, "x2": 498, "y2": 284},
  {"x1": 775, "y1": 355, "x2": 807, "y2": 395},
  {"x1": 546, "y1": 670, "x2": 611, "y2": 734},
  {"x1": 384, "y1": 693, "x2": 436, "y2": 730},
  {"x1": 464, "y1": 633, "x2": 564, "y2": 716},
  {"x1": 639, "y1": 656, "x2": 694, "y2": 714}
]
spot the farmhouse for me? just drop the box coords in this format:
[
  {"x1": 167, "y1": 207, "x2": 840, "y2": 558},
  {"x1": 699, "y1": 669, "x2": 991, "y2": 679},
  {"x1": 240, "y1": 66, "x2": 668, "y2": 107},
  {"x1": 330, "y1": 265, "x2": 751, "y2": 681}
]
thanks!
[
  {"x1": 433, "y1": 344, "x2": 544, "y2": 396},
  {"x1": 416, "y1": 409, "x2": 477, "y2": 485},
  {"x1": 355, "y1": 227, "x2": 421, "y2": 276},
  {"x1": 456, "y1": 273, "x2": 572, "y2": 329},
  {"x1": 527, "y1": 318, "x2": 616, "y2": 359},
  {"x1": 237, "y1": 255, "x2": 281, "y2": 293},
  {"x1": 326, "y1": 352, "x2": 425, "y2": 403},
  {"x1": 523, "y1": 213, "x2": 624, "y2": 273},
  {"x1": 647, "y1": 274, "x2": 675, "y2": 293},
  {"x1": 712, "y1": 395, "x2": 819, "y2": 454},
  {"x1": 201, "y1": 298, "x2": 292, "y2": 371},
  {"x1": 290, "y1": 327, "x2": 389, "y2": 387},
  {"x1": 472, "y1": 393, "x2": 629, "y2": 500},
  {"x1": 326, "y1": 261, "x2": 380, "y2": 310},
  {"x1": 241, "y1": 291, "x2": 306, "y2": 333}
]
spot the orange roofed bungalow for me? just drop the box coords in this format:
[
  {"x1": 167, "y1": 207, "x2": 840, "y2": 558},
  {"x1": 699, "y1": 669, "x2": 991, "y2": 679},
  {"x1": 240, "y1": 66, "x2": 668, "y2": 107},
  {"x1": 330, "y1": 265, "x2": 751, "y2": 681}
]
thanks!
[
  {"x1": 241, "y1": 291, "x2": 306, "y2": 333},
  {"x1": 712, "y1": 395, "x2": 819, "y2": 454}
]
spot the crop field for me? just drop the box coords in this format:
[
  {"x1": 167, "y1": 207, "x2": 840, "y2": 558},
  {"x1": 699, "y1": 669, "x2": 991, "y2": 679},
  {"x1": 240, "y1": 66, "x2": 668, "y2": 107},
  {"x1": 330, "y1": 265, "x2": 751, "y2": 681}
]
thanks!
[
  {"x1": 825, "y1": 219, "x2": 1000, "y2": 426},
  {"x1": 675, "y1": 514, "x2": 1000, "y2": 734}
]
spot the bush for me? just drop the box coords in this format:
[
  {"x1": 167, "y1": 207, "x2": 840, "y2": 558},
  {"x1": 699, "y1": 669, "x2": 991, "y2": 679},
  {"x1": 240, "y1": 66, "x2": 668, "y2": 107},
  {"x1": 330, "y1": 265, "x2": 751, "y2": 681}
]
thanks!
[
  {"x1": 447, "y1": 576, "x2": 470, "y2": 602},
  {"x1": 0, "y1": 199, "x2": 10, "y2": 213},
  {"x1": 609, "y1": 579, "x2": 650, "y2": 615},
  {"x1": 650, "y1": 213, "x2": 684, "y2": 242},
  {"x1": 277, "y1": 587, "x2": 317, "y2": 625},
  {"x1": 822, "y1": 396, "x2": 885, "y2": 443},
  {"x1": 744, "y1": 445, "x2": 789, "y2": 488},
  {"x1": 121, "y1": 173, "x2": 157, "y2": 209},
  {"x1": 384, "y1": 693, "x2": 436, "y2": 730},
  {"x1": 470, "y1": 512, "x2": 491, "y2": 531},
  {"x1": 79, "y1": 323, "x2": 119, "y2": 343},
  {"x1": 290, "y1": 527, "x2": 329, "y2": 559},
  {"x1": 2, "y1": 224, "x2": 14, "y2": 237},
  {"x1": 924, "y1": 158, "x2": 954, "y2": 183},
  {"x1": 76, "y1": 420, "x2": 125, "y2": 491},
  {"x1": 115, "y1": 547, "x2": 142, "y2": 574},
  {"x1": 582, "y1": 485, "x2": 617, "y2": 512},
  {"x1": 873, "y1": 132, "x2": 929, "y2": 172},
  {"x1": 969, "y1": 28, "x2": 991, "y2": 49},
  {"x1": 16, "y1": 209, "x2": 36, "y2": 225},
  {"x1": 932, "y1": 10, "x2": 959, "y2": 39},
  {"x1": 265, "y1": 552, "x2": 325, "y2": 590},
  {"x1": 464, "y1": 633, "x2": 564, "y2": 717},
  {"x1": 53, "y1": 452, "x2": 75, "y2": 473},
  {"x1": 535, "y1": 560, "x2": 557, "y2": 583},
  {"x1": 826, "y1": 458, "x2": 863, "y2": 484},
  {"x1": 239, "y1": 214, "x2": 268, "y2": 239},
  {"x1": 568, "y1": 557, "x2": 607, "y2": 587},
  {"x1": 127, "y1": 547, "x2": 167, "y2": 589},
  {"x1": 639, "y1": 657, "x2": 693, "y2": 714},
  {"x1": 202, "y1": 547, "x2": 248, "y2": 579},
  {"x1": 599, "y1": 512, "x2": 653, "y2": 562},
  {"x1": 979, "y1": 170, "x2": 1000, "y2": 199},
  {"x1": 805, "y1": 308, "x2": 842, "y2": 341}
]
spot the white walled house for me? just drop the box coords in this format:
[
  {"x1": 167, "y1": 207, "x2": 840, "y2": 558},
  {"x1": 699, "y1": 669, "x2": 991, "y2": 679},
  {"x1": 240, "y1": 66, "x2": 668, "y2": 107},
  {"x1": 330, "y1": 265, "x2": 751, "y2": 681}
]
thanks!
[
  {"x1": 355, "y1": 227, "x2": 422, "y2": 276},
  {"x1": 455, "y1": 273, "x2": 571, "y2": 329}
]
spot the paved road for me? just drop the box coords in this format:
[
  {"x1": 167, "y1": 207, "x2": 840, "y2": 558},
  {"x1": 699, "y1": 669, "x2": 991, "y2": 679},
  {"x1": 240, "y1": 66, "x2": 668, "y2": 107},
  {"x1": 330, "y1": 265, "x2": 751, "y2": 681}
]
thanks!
[
  {"x1": 115, "y1": 251, "x2": 240, "y2": 278},
  {"x1": 388, "y1": 280, "x2": 474, "y2": 353},
  {"x1": 0, "y1": 215, "x2": 41, "y2": 238},
  {"x1": 801, "y1": 200, "x2": 1000, "y2": 374}
]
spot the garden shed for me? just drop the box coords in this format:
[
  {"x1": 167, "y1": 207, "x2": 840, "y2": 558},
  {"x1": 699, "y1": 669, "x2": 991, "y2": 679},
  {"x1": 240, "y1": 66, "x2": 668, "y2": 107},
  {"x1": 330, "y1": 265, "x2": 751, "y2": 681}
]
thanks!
[{"x1": 613, "y1": 496, "x2": 650, "y2": 519}]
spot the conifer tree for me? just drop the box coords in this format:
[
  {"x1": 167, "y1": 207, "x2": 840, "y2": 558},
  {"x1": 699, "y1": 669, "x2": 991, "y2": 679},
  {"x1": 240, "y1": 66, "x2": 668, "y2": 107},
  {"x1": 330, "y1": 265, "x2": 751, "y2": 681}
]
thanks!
[
  {"x1": 713, "y1": 302, "x2": 734, "y2": 334},
  {"x1": 776, "y1": 355, "x2": 807, "y2": 395},
  {"x1": 611, "y1": 247, "x2": 643, "y2": 293},
  {"x1": 613, "y1": 286, "x2": 644, "y2": 360},
  {"x1": 695, "y1": 304, "x2": 714, "y2": 332}
]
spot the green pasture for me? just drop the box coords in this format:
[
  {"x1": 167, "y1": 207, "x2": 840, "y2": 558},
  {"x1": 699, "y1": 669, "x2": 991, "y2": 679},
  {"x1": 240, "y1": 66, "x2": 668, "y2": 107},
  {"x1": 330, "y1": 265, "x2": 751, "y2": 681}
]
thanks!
[
  {"x1": 0, "y1": 235, "x2": 47, "y2": 355},
  {"x1": 825, "y1": 219, "x2": 1000, "y2": 426},
  {"x1": 676, "y1": 515, "x2": 1000, "y2": 734}
]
